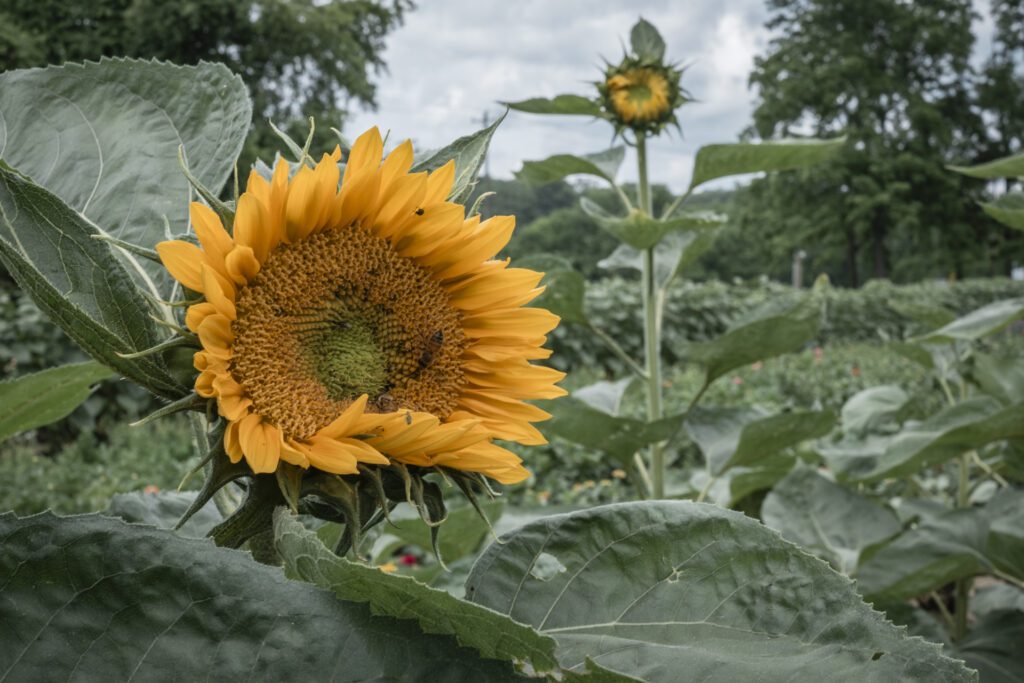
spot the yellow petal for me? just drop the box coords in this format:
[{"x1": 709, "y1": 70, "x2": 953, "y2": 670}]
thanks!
[
  {"x1": 156, "y1": 240, "x2": 204, "y2": 291},
  {"x1": 197, "y1": 314, "x2": 233, "y2": 359},
  {"x1": 316, "y1": 394, "x2": 370, "y2": 439},
  {"x1": 238, "y1": 413, "x2": 281, "y2": 474},
  {"x1": 285, "y1": 165, "x2": 321, "y2": 242},
  {"x1": 224, "y1": 420, "x2": 244, "y2": 463},
  {"x1": 202, "y1": 264, "x2": 236, "y2": 320},
  {"x1": 190, "y1": 202, "x2": 233, "y2": 276},
  {"x1": 224, "y1": 245, "x2": 260, "y2": 285},
  {"x1": 343, "y1": 127, "x2": 383, "y2": 184},
  {"x1": 235, "y1": 193, "x2": 273, "y2": 263},
  {"x1": 423, "y1": 160, "x2": 455, "y2": 205}
]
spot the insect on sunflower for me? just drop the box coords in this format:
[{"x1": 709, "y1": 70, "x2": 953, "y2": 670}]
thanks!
[{"x1": 157, "y1": 127, "x2": 566, "y2": 550}]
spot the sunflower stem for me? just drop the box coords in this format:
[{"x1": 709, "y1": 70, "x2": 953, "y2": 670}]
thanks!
[{"x1": 636, "y1": 134, "x2": 666, "y2": 499}]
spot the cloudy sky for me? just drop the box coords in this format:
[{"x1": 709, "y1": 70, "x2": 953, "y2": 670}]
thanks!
[{"x1": 347, "y1": 1, "x2": 995, "y2": 193}]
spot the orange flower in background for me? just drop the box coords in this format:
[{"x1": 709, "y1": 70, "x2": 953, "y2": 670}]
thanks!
[{"x1": 157, "y1": 128, "x2": 565, "y2": 485}]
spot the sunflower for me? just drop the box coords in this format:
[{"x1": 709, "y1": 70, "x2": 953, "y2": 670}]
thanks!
[
  {"x1": 157, "y1": 128, "x2": 565, "y2": 486},
  {"x1": 598, "y1": 59, "x2": 687, "y2": 136}
]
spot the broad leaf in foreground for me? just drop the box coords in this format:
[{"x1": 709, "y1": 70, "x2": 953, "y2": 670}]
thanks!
[
  {"x1": 0, "y1": 165, "x2": 186, "y2": 398},
  {"x1": 914, "y1": 298, "x2": 1024, "y2": 344},
  {"x1": 466, "y1": 501, "x2": 975, "y2": 682},
  {"x1": 0, "y1": 58, "x2": 251, "y2": 281},
  {"x1": 0, "y1": 512, "x2": 518, "y2": 681},
  {"x1": 105, "y1": 490, "x2": 222, "y2": 539},
  {"x1": 0, "y1": 361, "x2": 112, "y2": 442},
  {"x1": 762, "y1": 468, "x2": 901, "y2": 573},
  {"x1": 273, "y1": 510, "x2": 630, "y2": 680}
]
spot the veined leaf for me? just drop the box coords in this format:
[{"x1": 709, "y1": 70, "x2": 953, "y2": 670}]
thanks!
[
  {"x1": 685, "y1": 406, "x2": 834, "y2": 476},
  {"x1": 0, "y1": 512, "x2": 519, "y2": 681},
  {"x1": 505, "y1": 95, "x2": 603, "y2": 117},
  {"x1": 0, "y1": 164, "x2": 187, "y2": 399},
  {"x1": 957, "y1": 609, "x2": 1024, "y2": 683},
  {"x1": 411, "y1": 111, "x2": 506, "y2": 204},
  {"x1": 0, "y1": 58, "x2": 251, "y2": 284},
  {"x1": 466, "y1": 502, "x2": 976, "y2": 682},
  {"x1": 105, "y1": 490, "x2": 223, "y2": 539},
  {"x1": 0, "y1": 362, "x2": 112, "y2": 442},
  {"x1": 688, "y1": 137, "x2": 845, "y2": 192},
  {"x1": 582, "y1": 198, "x2": 726, "y2": 250},
  {"x1": 914, "y1": 297, "x2": 1024, "y2": 344},
  {"x1": 841, "y1": 385, "x2": 910, "y2": 435},
  {"x1": 853, "y1": 397, "x2": 1024, "y2": 482},
  {"x1": 762, "y1": 467, "x2": 901, "y2": 574},
  {"x1": 273, "y1": 510, "x2": 631, "y2": 680},
  {"x1": 373, "y1": 500, "x2": 504, "y2": 567},
  {"x1": 949, "y1": 152, "x2": 1024, "y2": 179},
  {"x1": 517, "y1": 147, "x2": 625, "y2": 186},
  {"x1": 599, "y1": 229, "x2": 717, "y2": 289},
  {"x1": 679, "y1": 294, "x2": 820, "y2": 388}
]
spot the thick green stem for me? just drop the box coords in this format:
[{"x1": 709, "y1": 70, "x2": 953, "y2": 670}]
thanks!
[
  {"x1": 953, "y1": 452, "x2": 971, "y2": 642},
  {"x1": 636, "y1": 135, "x2": 666, "y2": 498}
]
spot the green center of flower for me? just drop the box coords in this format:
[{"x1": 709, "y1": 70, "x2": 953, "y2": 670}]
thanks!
[{"x1": 296, "y1": 308, "x2": 389, "y2": 401}]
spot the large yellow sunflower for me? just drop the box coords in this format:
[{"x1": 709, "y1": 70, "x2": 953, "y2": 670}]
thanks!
[{"x1": 157, "y1": 128, "x2": 565, "y2": 485}]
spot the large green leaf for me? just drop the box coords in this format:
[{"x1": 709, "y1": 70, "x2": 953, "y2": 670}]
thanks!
[
  {"x1": 0, "y1": 512, "x2": 519, "y2": 681},
  {"x1": 957, "y1": 609, "x2": 1024, "y2": 683},
  {"x1": 0, "y1": 58, "x2": 251, "y2": 283},
  {"x1": 517, "y1": 147, "x2": 625, "y2": 186},
  {"x1": 599, "y1": 229, "x2": 717, "y2": 288},
  {"x1": 915, "y1": 298, "x2": 1024, "y2": 344},
  {"x1": 761, "y1": 468, "x2": 901, "y2": 573},
  {"x1": 0, "y1": 361, "x2": 112, "y2": 442},
  {"x1": 688, "y1": 138, "x2": 845, "y2": 192},
  {"x1": 630, "y1": 18, "x2": 666, "y2": 62},
  {"x1": 466, "y1": 501, "x2": 976, "y2": 682},
  {"x1": 979, "y1": 192, "x2": 1024, "y2": 231},
  {"x1": 853, "y1": 397, "x2": 1024, "y2": 482},
  {"x1": 689, "y1": 454, "x2": 796, "y2": 507},
  {"x1": 971, "y1": 352, "x2": 1024, "y2": 405},
  {"x1": 949, "y1": 152, "x2": 1024, "y2": 179},
  {"x1": 517, "y1": 254, "x2": 587, "y2": 325},
  {"x1": 679, "y1": 294, "x2": 820, "y2": 388},
  {"x1": 505, "y1": 95, "x2": 603, "y2": 117},
  {"x1": 985, "y1": 488, "x2": 1024, "y2": 582},
  {"x1": 0, "y1": 165, "x2": 187, "y2": 399},
  {"x1": 273, "y1": 510, "x2": 628, "y2": 680},
  {"x1": 855, "y1": 508, "x2": 990, "y2": 602},
  {"x1": 841, "y1": 385, "x2": 910, "y2": 436},
  {"x1": 685, "y1": 406, "x2": 834, "y2": 476},
  {"x1": 538, "y1": 399, "x2": 683, "y2": 468},
  {"x1": 411, "y1": 111, "x2": 506, "y2": 204},
  {"x1": 816, "y1": 433, "x2": 894, "y2": 482}
]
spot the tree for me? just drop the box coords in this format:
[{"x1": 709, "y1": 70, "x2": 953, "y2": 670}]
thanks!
[
  {"x1": 740, "y1": 0, "x2": 995, "y2": 286},
  {"x1": 0, "y1": 0, "x2": 411, "y2": 171}
]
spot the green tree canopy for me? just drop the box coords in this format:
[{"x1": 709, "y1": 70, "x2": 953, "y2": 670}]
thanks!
[
  {"x1": 0, "y1": 0, "x2": 411, "y2": 171},
  {"x1": 739, "y1": 0, "x2": 1007, "y2": 286}
]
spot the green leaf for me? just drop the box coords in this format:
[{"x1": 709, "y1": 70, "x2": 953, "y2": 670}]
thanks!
[
  {"x1": 817, "y1": 433, "x2": 894, "y2": 482},
  {"x1": 630, "y1": 18, "x2": 666, "y2": 62},
  {"x1": 573, "y1": 378, "x2": 633, "y2": 416},
  {"x1": 516, "y1": 147, "x2": 625, "y2": 186},
  {"x1": 0, "y1": 512, "x2": 519, "y2": 681},
  {"x1": 517, "y1": 254, "x2": 588, "y2": 325},
  {"x1": 949, "y1": 152, "x2": 1024, "y2": 179},
  {"x1": 599, "y1": 229, "x2": 718, "y2": 288},
  {"x1": 0, "y1": 362, "x2": 112, "y2": 442},
  {"x1": 105, "y1": 490, "x2": 223, "y2": 539},
  {"x1": 0, "y1": 166, "x2": 187, "y2": 399},
  {"x1": 855, "y1": 507, "x2": 991, "y2": 603},
  {"x1": 762, "y1": 467, "x2": 902, "y2": 573},
  {"x1": 853, "y1": 397, "x2": 1024, "y2": 482},
  {"x1": 582, "y1": 199, "x2": 726, "y2": 250},
  {"x1": 973, "y1": 584, "x2": 1024, "y2": 616},
  {"x1": 979, "y1": 192, "x2": 1024, "y2": 231},
  {"x1": 690, "y1": 454, "x2": 796, "y2": 507},
  {"x1": 986, "y1": 488, "x2": 1024, "y2": 582},
  {"x1": 274, "y1": 509, "x2": 616, "y2": 679},
  {"x1": 841, "y1": 385, "x2": 910, "y2": 435},
  {"x1": 957, "y1": 609, "x2": 1024, "y2": 683},
  {"x1": 685, "y1": 406, "x2": 834, "y2": 476},
  {"x1": 538, "y1": 395, "x2": 684, "y2": 468},
  {"x1": 688, "y1": 137, "x2": 846, "y2": 192},
  {"x1": 466, "y1": 501, "x2": 976, "y2": 682},
  {"x1": 679, "y1": 294, "x2": 820, "y2": 388},
  {"x1": 971, "y1": 352, "x2": 1024, "y2": 405},
  {"x1": 505, "y1": 95, "x2": 603, "y2": 117},
  {"x1": 915, "y1": 297, "x2": 1024, "y2": 344},
  {"x1": 411, "y1": 112, "x2": 506, "y2": 204},
  {"x1": 0, "y1": 58, "x2": 251, "y2": 283}
]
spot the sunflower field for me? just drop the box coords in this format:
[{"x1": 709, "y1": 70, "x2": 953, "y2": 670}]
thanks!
[{"x1": 1, "y1": 13, "x2": 1023, "y2": 683}]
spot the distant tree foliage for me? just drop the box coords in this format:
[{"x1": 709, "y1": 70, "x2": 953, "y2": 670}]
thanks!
[
  {"x1": 739, "y1": 0, "x2": 1018, "y2": 286},
  {"x1": 0, "y1": 0, "x2": 411, "y2": 172}
]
